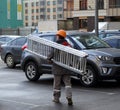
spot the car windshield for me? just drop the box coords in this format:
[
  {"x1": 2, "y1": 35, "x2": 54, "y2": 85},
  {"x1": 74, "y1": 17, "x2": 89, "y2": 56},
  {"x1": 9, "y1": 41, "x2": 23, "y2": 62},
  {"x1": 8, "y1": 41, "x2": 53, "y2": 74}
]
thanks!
[{"x1": 71, "y1": 34, "x2": 110, "y2": 49}]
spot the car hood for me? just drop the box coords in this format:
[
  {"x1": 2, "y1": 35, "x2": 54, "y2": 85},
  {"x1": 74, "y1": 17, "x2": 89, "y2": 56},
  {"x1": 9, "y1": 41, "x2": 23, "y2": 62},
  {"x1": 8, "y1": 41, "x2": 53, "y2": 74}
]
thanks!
[{"x1": 83, "y1": 48, "x2": 120, "y2": 57}]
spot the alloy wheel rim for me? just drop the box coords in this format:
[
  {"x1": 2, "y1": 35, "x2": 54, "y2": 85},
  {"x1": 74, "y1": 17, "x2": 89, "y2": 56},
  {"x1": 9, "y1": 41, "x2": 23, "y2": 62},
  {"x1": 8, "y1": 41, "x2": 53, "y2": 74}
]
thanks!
[
  {"x1": 82, "y1": 69, "x2": 94, "y2": 85},
  {"x1": 6, "y1": 56, "x2": 13, "y2": 66},
  {"x1": 27, "y1": 65, "x2": 36, "y2": 79}
]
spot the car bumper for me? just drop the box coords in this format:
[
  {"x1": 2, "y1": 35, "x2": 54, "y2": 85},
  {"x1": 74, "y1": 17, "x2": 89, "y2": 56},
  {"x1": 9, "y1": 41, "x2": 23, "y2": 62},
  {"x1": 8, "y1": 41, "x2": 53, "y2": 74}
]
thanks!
[{"x1": 99, "y1": 64, "x2": 120, "y2": 78}]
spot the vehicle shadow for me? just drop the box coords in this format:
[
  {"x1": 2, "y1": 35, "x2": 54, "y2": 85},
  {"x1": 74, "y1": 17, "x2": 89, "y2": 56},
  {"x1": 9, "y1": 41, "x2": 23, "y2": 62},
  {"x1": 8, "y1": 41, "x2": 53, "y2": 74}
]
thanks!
[
  {"x1": 71, "y1": 78, "x2": 120, "y2": 89},
  {"x1": 2, "y1": 65, "x2": 22, "y2": 70},
  {"x1": 23, "y1": 75, "x2": 120, "y2": 90}
]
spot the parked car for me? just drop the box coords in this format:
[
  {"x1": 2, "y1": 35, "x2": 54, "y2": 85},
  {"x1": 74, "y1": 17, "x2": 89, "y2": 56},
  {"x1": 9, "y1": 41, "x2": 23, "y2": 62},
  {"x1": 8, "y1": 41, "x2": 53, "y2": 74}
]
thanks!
[
  {"x1": 98, "y1": 30, "x2": 120, "y2": 39},
  {"x1": 1, "y1": 36, "x2": 27, "y2": 68},
  {"x1": 0, "y1": 35, "x2": 20, "y2": 53},
  {"x1": 21, "y1": 32, "x2": 120, "y2": 87},
  {"x1": 102, "y1": 36, "x2": 120, "y2": 49}
]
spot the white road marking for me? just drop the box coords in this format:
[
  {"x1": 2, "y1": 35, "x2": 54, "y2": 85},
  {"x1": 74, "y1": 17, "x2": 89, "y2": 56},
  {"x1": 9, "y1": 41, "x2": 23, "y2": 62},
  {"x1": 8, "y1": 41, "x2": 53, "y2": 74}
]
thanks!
[{"x1": 79, "y1": 89, "x2": 116, "y2": 95}]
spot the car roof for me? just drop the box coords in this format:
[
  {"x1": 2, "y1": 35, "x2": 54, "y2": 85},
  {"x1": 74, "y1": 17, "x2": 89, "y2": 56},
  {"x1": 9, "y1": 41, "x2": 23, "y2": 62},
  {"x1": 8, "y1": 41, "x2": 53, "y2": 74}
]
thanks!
[
  {"x1": 0, "y1": 35, "x2": 22, "y2": 38},
  {"x1": 32, "y1": 31, "x2": 93, "y2": 38}
]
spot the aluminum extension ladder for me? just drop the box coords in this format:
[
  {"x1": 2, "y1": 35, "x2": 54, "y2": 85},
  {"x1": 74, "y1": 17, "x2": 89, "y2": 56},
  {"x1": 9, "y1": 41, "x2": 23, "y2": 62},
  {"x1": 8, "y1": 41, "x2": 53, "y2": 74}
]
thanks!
[{"x1": 27, "y1": 35, "x2": 88, "y2": 75}]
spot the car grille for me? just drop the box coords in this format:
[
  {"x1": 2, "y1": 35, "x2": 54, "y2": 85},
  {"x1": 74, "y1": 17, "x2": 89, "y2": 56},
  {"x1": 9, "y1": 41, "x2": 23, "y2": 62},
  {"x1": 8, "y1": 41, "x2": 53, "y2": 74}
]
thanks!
[{"x1": 114, "y1": 57, "x2": 120, "y2": 64}]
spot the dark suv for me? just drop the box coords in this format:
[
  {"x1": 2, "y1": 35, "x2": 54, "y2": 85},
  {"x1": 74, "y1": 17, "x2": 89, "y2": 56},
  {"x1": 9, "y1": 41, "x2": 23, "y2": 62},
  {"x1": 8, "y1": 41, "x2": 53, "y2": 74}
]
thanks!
[
  {"x1": 99, "y1": 30, "x2": 120, "y2": 39},
  {"x1": 21, "y1": 32, "x2": 120, "y2": 87}
]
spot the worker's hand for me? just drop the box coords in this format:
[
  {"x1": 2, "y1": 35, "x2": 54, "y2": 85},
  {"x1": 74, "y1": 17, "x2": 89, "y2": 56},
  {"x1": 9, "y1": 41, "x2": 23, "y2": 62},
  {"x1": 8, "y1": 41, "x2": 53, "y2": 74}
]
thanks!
[{"x1": 47, "y1": 58, "x2": 53, "y2": 64}]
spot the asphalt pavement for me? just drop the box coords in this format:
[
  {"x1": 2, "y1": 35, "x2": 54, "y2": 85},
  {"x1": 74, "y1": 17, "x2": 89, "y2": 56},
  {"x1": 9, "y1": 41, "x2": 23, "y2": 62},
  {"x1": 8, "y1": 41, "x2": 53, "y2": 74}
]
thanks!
[{"x1": 0, "y1": 59, "x2": 120, "y2": 110}]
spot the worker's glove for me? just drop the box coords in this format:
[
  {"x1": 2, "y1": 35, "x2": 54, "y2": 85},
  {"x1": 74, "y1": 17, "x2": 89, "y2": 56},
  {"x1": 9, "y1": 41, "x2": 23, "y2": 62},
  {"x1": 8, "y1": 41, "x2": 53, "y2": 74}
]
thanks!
[{"x1": 47, "y1": 58, "x2": 53, "y2": 64}]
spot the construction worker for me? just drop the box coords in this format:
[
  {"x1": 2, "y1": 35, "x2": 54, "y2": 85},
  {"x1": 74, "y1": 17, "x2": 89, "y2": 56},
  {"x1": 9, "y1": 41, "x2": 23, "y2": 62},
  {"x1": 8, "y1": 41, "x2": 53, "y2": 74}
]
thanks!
[{"x1": 47, "y1": 29, "x2": 73, "y2": 105}]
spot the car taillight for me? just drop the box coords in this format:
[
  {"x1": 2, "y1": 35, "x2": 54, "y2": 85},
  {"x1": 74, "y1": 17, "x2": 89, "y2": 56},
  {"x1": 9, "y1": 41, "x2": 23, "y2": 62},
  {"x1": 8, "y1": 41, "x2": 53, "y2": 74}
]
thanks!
[{"x1": 22, "y1": 44, "x2": 28, "y2": 51}]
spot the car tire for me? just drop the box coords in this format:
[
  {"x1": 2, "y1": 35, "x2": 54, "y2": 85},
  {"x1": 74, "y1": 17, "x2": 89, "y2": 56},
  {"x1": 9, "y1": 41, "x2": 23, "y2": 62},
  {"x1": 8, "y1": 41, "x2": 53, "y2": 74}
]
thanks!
[
  {"x1": 25, "y1": 62, "x2": 41, "y2": 81},
  {"x1": 80, "y1": 65, "x2": 97, "y2": 87},
  {"x1": 6, "y1": 54, "x2": 15, "y2": 68}
]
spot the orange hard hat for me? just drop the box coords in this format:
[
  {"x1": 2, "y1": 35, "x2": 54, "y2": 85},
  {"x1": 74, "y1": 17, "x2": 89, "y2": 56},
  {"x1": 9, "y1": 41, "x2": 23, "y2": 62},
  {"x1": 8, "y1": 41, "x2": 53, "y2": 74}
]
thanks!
[{"x1": 56, "y1": 29, "x2": 66, "y2": 38}]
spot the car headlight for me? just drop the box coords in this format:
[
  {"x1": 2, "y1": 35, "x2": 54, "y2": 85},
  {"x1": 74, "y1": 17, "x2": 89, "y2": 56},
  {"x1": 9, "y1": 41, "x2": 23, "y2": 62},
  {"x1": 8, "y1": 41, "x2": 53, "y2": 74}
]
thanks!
[{"x1": 97, "y1": 56, "x2": 113, "y2": 61}]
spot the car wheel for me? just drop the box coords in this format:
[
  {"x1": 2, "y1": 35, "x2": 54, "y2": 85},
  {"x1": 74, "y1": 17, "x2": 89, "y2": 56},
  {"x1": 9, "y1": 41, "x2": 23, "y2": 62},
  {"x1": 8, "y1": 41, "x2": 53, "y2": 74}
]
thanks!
[
  {"x1": 6, "y1": 54, "x2": 15, "y2": 68},
  {"x1": 80, "y1": 65, "x2": 97, "y2": 87},
  {"x1": 25, "y1": 62, "x2": 41, "y2": 81}
]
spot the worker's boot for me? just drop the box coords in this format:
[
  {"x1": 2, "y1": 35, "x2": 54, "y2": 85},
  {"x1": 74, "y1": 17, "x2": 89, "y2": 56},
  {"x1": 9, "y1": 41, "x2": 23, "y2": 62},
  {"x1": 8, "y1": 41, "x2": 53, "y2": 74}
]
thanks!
[
  {"x1": 52, "y1": 97, "x2": 60, "y2": 103},
  {"x1": 66, "y1": 97, "x2": 73, "y2": 105}
]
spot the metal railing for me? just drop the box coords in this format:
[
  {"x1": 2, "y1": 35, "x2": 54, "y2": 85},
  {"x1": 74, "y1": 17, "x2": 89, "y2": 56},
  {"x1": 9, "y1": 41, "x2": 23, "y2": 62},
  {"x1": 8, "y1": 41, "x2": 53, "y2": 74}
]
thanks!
[{"x1": 27, "y1": 35, "x2": 88, "y2": 75}]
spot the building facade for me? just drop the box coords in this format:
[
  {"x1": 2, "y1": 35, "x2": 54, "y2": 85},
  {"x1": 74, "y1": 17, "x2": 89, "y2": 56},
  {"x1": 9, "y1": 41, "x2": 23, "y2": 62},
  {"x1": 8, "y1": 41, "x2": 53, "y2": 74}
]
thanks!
[
  {"x1": 23, "y1": 0, "x2": 64, "y2": 27},
  {"x1": 23, "y1": 0, "x2": 120, "y2": 31},
  {"x1": 0, "y1": 0, "x2": 23, "y2": 29},
  {"x1": 73, "y1": 0, "x2": 120, "y2": 31}
]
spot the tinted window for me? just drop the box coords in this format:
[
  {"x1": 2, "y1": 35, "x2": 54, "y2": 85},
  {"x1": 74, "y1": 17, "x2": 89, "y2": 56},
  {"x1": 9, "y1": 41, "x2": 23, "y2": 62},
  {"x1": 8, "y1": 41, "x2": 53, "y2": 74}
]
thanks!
[
  {"x1": 99, "y1": 33, "x2": 105, "y2": 39},
  {"x1": 106, "y1": 33, "x2": 120, "y2": 37},
  {"x1": 6, "y1": 37, "x2": 12, "y2": 42},
  {"x1": 105, "y1": 39, "x2": 117, "y2": 48},
  {"x1": 41, "y1": 35, "x2": 55, "y2": 41},
  {"x1": 10, "y1": 39, "x2": 17, "y2": 45},
  {"x1": 0, "y1": 37, "x2": 6, "y2": 42},
  {"x1": 71, "y1": 34, "x2": 110, "y2": 49},
  {"x1": 10, "y1": 37, "x2": 26, "y2": 46},
  {"x1": 66, "y1": 37, "x2": 74, "y2": 48},
  {"x1": 16, "y1": 37, "x2": 27, "y2": 46},
  {"x1": 99, "y1": 31, "x2": 120, "y2": 39}
]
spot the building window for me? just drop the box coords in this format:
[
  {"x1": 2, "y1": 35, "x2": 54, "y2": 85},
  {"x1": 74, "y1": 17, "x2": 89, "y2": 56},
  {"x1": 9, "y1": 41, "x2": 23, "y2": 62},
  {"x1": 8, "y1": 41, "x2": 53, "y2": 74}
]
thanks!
[
  {"x1": 47, "y1": 8, "x2": 50, "y2": 12},
  {"x1": 25, "y1": 16, "x2": 28, "y2": 20},
  {"x1": 53, "y1": 15, "x2": 56, "y2": 19},
  {"x1": 32, "y1": 9, "x2": 34, "y2": 13},
  {"x1": 98, "y1": 0, "x2": 104, "y2": 9},
  {"x1": 25, "y1": 9, "x2": 28, "y2": 14},
  {"x1": 40, "y1": 1, "x2": 45, "y2": 6},
  {"x1": 47, "y1": 15, "x2": 50, "y2": 19},
  {"x1": 40, "y1": 8, "x2": 45, "y2": 12},
  {"x1": 36, "y1": 9, "x2": 39, "y2": 13},
  {"x1": 25, "y1": 3, "x2": 28, "y2": 7},
  {"x1": 40, "y1": 15, "x2": 45, "y2": 20},
  {"x1": 32, "y1": 22, "x2": 34, "y2": 26},
  {"x1": 109, "y1": 0, "x2": 120, "y2": 8},
  {"x1": 80, "y1": 19, "x2": 87, "y2": 28},
  {"x1": 58, "y1": 0, "x2": 62, "y2": 4},
  {"x1": 25, "y1": 23, "x2": 28, "y2": 26},
  {"x1": 36, "y1": 2, "x2": 39, "y2": 6},
  {"x1": 47, "y1": 1, "x2": 50, "y2": 6},
  {"x1": 58, "y1": 14, "x2": 62, "y2": 18},
  {"x1": 58, "y1": 7, "x2": 63, "y2": 11},
  {"x1": 31, "y1": 2, "x2": 34, "y2": 7},
  {"x1": 79, "y1": 0, "x2": 87, "y2": 10},
  {"x1": 36, "y1": 16, "x2": 39, "y2": 20},
  {"x1": 53, "y1": 8, "x2": 56, "y2": 12},
  {"x1": 53, "y1": 1, "x2": 56, "y2": 5},
  {"x1": 32, "y1": 16, "x2": 34, "y2": 20}
]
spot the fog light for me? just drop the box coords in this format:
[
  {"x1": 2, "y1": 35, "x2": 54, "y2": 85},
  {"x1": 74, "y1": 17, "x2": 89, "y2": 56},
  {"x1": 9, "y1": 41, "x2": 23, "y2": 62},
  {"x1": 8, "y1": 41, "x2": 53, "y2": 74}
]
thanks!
[{"x1": 102, "y1": 67, "x2": 108, "y2": 74}]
